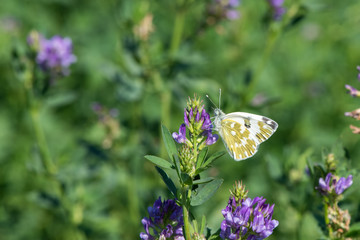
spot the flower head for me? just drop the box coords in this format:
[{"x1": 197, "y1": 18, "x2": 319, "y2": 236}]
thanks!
[
  {"x1": 140, "y1": 197, "x2": 184, "y2": 240},
  {"x1": 220, "y1": 196, "x2": 278, "y2": 240},
  {"x1": 172, "y1": 96, "x2": 218, "y2": 177},
  {"x1": 36, "y1": 35, "x2": 77, "y2": 76},
  {"x1": 345, "y1": 84, "x2": 360, "y2": 97},
  {"x1": 173, "y1": 96, "x2": 218, "y2": 148},
  {"x1": 317, "y1": 173, "x2": 353, "y2": 196}
]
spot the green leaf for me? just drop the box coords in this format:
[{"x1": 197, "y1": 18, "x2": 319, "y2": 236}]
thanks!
[
  {"x1": 144, "y1": 155, "x2": 173, "y2": 169},
  {"x1": 202, "y1": 151, "x2": 226, "y2": 168},
  {"x1": 207, "y1": 228, "x2": 221, "y2": 240},
  {"x1": 181, "y1": 173, "x2": 193, "y2": 185},
  {"x1": 161, "y1": 125, "x2": 178, "y2": 162},
  {"x1": 173, "y1": 154, "x2": 182, "y2": 181},
  {"x1": 200, "y1": 215, "x2": 206, "y2": 235},
  {"x1": 155, "y1": 166, "x2": 177, "y2": 197},
  {"x1": 196, "y1": 147, "x2": 208, "y2": 169},
  {"x1": 193, "y1": 177, "x2": 214, "y2": 185},
  {"x1": 346, "y1": 222, "x2": 360, "y2": 238},
  {"x1": 190, "y1": 178, "x2": 223, "y2": 206}
]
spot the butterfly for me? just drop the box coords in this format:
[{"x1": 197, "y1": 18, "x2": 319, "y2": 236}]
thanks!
[{"x1": 208, "y1": 92, "x2": 278, "y2": 161}]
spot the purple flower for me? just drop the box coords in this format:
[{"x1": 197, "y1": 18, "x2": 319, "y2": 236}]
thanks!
[
  {"x1": 173, "y1": 124, "x2": 187, "y2": 143},
  {"x1": 201, "y1": 109, "x2": 212, "y2": 130},
  {"x1": 36, "y1": 35, "x2": 77, "y2": 76},
  {"x1": 226, "y1": 10, "x2": 240, "y2": 20},
  {"x1": 173, "y1": 102, "x2": 218, "y2": 146},
  {"x1": 267, "y1": 0, "x2": 286, "y2": 20},
  {"x1": 140, "y1": 197, "x2": 184, "y2": 240},
  {"x1": 317, "y1": 173, "x2": 353, "y2": 196},
  {"x1": 205, "y1": 131, "x2": 219, "y2": 145},
  {"x1": 357, "y1": 66, "x2": 360, "y2": 81},
  {"x1": 345, "y1": 84, "x2": 360, "y2": 97},
  {"x1": 220, "y1": 196, "x2": 278, "y2": 240},
  {"x1": 335, "y1": 175, "x2": 353, "y2": 195}
]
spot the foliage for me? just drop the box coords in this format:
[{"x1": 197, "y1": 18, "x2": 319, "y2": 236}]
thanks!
[{"x1": 0, "y1": 0, "x2": 360, "y2": 239}]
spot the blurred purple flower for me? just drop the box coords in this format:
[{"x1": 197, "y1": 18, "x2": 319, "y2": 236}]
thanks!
[
  {"x1": 357, "y1": 66, "x2": 360, "y2": 80},
  {"x1": 140, "y1": 197, "x2": 184, "y2": 240},
  {"x1": 226, "y1": 10, "x2": 240, "y2": 20},
  {"x1": 335, "y1": 175, "x2": 353, "y2": 195},
  {"x1": 345, "y1": 84, "x2": 360, "y2": 97},
  {"x1": 317, "y1": 173, "x2": 353, "y2": 196},
  {"x1": 36, "y1": 35, "x2": 77, "y2": 76},
  {"x1": 220, "y1": 196, "x2": 278, "y2": 240},
  {"x1": 267, "y1": 0, "x2": 286, "y2": 20},
  {"x1": 173, "y1": 124, "x2": 187, "y2": 143}
]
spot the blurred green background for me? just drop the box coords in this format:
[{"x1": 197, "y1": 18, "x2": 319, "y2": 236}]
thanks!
[{"x1": 1, "y1": 0, "x2": 360, "y2": 239}]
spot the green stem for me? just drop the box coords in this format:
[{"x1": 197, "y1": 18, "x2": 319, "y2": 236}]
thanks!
[
  {"x1": 243, "y1": 24, "x2": 280, "y2": 107},
  {"x1": 30, "y1": 106, "x2": 54, "y2": 174},
  {"x1": 324, "y1": 203, "x2": 333, "y2": 239},
  {"x1": 28, "y1": 96, "x2": 57, "y2": 176},
  {"x1": 170, "y1": 10, "x2": 185, "y2": 57},
  {"x1": 182, "y1": 187, "x2": 192, "y2": 240}
]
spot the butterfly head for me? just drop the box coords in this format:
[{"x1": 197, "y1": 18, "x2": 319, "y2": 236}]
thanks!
[{"x1": 213, "y1": 108, "x2": 225, "y2": 131}]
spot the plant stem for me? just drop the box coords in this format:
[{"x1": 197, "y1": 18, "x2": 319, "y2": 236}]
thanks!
[
  {"x1": 243, "y1": 24, "x2": 280, "y2": 107},
  {"x1": 170, "y1": 9, "x2": 185, "y2": 57},
  {"x1": 182, "y1": 187, "x2": 192, "y2": 240},
  {"x1": 324, "y1": 203, "x2": 333, "y2": 239},
  {"x1": 30, "y1": 104, "x2": 56, "y2": 175}
]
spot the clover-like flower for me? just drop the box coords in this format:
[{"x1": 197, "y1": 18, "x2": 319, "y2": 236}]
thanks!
[
  {"x1": 345, "y1": 84, "x2": 360, "y2": 97},
  {"x1": 317, "y1": 173, "x2": 353, "y2": 196},
  {"x1": 36, "y1": 35, "x2": 77, "y2": 76},
  {"x1": 220, "y1": 196, "x2": 278, "y2": 240},
  {"x1": 172, "y1": 96, "x2": 219, "y2": 177},
  {"x1": 140, "y1": 197, "x2": 184, "y2": 240},
  {"x1": 173, "y1": 96, "x2": 218, "y2": 148}
]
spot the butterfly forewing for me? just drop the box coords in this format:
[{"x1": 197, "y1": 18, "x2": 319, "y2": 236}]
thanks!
[{"x1": 219, "y1": 112, "x2": 278, "y2": 161}]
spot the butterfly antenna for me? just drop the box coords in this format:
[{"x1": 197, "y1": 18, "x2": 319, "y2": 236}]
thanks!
[
  {"x1": 219, "y1": 88, "x2": 222, "y2": 108},
  {"x1": 206, "y1": 94, "x2": 218, "y2": 109}
]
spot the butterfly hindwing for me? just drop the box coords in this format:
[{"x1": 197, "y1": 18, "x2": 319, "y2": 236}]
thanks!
[{"x1": 219, "y1": 112, "x2": 278, "y2": 161}]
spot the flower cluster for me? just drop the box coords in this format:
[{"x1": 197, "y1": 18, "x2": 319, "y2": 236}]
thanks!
[
  {"x1": 140, "y1": 197, "x2": 184, "y2": 240},
  {"x1": 28, "y1": 32, "x2": 77, "y2": 77},
  {"x1": 172, "y1": 96, "x2": 218, "y2": 176},
  {"x1": 207, "y1": 0, "x2": 241, "y2": 21},
  {"x1": 220, "y1": 196, "x2": 279, "y2": 240},
  {"x1": 317, "y1": 173, "x2": 353, "y2": 196},
  {"x1": 345, "y1": 84, "x2": 360, "y2": 98},
  {"x1": 173, "y1": 96, "x2": 218, "y2": 146},
  {"x1": 344, "y1": 66, "x2": 360, "y2": 134},
  {"x1": 220, "y1": 181, "x2": 278, "y2": 240},
  {"x1": 267, "y1": 0, "x2": 286, "y2": 21}
]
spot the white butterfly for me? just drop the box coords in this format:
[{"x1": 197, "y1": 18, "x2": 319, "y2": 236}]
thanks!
[{"x1": 208, "y1": 92, "x2": 278, "y2": 161}]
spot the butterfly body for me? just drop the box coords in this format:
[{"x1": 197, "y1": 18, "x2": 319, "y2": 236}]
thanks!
[{"x1": 213, "y1": 108, "x2": 278, "y2": 161}]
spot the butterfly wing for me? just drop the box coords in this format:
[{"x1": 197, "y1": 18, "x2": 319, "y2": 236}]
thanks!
[{"x1": 218, "y1": 112, "x2": 278, "y2": 161}]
